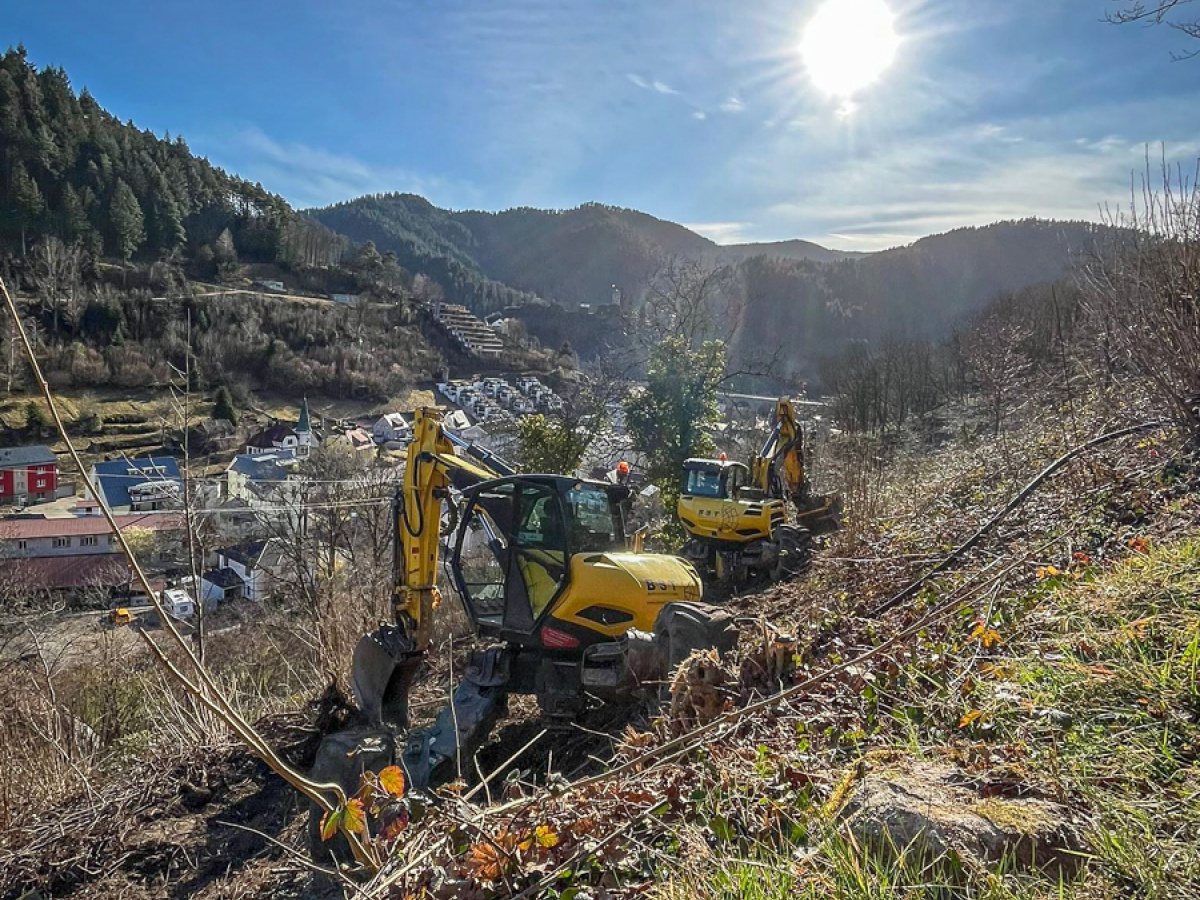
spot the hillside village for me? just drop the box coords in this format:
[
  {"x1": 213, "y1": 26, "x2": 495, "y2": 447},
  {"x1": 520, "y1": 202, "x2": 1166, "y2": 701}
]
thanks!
[{"x1": 0, "y1": 369, "x2": 578, "y2": 611}]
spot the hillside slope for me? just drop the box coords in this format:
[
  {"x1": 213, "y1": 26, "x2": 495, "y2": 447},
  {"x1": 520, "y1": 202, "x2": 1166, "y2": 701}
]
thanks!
[
  {"x1": 310, "y1": 195, "x2": 864, "y2": 310},
  {"x1": 734, "y1": 218, "x2": 1106, "y2": 379}
]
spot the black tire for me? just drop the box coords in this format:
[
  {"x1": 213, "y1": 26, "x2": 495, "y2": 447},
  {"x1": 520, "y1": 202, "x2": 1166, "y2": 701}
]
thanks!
[{"x1": 771, "y1": 525, "x2": 812, "y2": 581}]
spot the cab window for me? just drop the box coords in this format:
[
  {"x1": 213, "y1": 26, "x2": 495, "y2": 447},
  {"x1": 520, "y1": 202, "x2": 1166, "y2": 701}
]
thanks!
[
  {"x1": 727, "y1": 465, "x2": 748, "y2": 497},
  {"x1": 515, "y1": 484, "x2": 567, "y2": 620},
  {"x1": 684, "y1": 467, "x2": 722, "y2": 498},
  {"x1": 565, "y1": 484, "x2": 618, "y2": 551}
]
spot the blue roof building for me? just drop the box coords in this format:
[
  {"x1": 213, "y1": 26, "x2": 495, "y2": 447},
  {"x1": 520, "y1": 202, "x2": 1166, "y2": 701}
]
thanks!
[{"x1": 88, "y1": 456, "x2": 183, "y2": 513}]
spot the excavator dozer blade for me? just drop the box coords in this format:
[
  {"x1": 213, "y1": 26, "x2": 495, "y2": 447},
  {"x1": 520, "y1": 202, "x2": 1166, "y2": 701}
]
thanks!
[
  {"x1": 351, "y1": 624, "x2": 423, "y2": 732},
  {"x1": 797, "y1": 492, "x2": 843, "y2": 535}
]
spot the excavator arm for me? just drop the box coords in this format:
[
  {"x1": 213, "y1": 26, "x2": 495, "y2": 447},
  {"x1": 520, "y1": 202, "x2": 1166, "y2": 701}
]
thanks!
[
  {"x1": 753, "y1": 398, "x2": 841, "y2": 532},
  {"x1": 751, "y1": 398, "x2": 806, "y2": 505},
  {"x1": 351, "y1": 408, "x2": 505, "y2": 733}
]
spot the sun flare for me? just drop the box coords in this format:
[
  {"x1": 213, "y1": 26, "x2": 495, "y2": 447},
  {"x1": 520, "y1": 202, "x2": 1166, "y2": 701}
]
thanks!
[{"x1": 801, "y1": 0, "x2": 900, "y2": 100}]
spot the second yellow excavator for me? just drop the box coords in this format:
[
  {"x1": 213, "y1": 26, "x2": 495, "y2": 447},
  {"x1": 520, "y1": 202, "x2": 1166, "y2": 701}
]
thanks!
[{"x1": 678, "y1": 398, "x2": 841, "y2": 584}]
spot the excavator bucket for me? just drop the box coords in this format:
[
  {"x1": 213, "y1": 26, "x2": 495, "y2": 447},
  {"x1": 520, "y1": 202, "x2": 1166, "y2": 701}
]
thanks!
[{"x1": 350, "y1": 623, "x2": 423, "y2": 732}]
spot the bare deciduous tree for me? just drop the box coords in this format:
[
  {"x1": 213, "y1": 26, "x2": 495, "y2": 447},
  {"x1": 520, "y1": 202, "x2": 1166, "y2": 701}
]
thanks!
[
  {"x1": 1081, "y1": 158, "x2": 1200, "y2": 441},
  {"x1": 1108, "y1": 0, "x2": 1200, "y2": 57}
]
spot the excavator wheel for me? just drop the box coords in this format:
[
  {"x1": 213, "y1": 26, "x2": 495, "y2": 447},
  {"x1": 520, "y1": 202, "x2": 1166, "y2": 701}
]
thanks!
[{"x1": 771, "y1": 525, "x2": 812, "y2": 581}]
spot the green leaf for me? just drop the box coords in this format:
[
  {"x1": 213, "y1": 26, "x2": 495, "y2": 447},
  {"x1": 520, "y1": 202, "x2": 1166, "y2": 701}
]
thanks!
[{"x1": 319, "y1": 806, "x2": 344, "y2": 842}]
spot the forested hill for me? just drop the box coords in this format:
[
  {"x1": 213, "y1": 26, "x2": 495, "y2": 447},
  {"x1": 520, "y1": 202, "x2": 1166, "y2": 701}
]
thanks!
[
  {"x1": 732, "y1": 218, "x2": 1107, "y2": 380},
  {"x1": 309, "y1": 194, "x2": 864, "y2": 310},
  {"x1": 0, "y1": 46, "x2": 344, "y2": 270},
  {"x1": 314, "y1": 191, "x2": 1106, "y2": 380},
  {"x1": 301, "y1": 193, "x2": 543, "y2": 314}
]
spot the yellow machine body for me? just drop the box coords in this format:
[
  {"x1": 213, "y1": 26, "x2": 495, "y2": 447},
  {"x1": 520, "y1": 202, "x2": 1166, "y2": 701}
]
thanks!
[
  {"x1": 546, "y1": 551, "x2": 702, "y2": 639},
  {"x1": 677, "y1": 462, "x2": 785, "y2": 545}
]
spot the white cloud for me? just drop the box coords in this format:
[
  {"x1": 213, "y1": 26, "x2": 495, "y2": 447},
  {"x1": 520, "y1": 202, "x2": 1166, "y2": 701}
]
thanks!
[
  {"x1": 684, "y1": 221, "x2": 750, "y2": 244},
  {"x1": 627, "y1": 73, "x2": 679, "y2": 95},
  {"x1": 715, "y1": 84, "x2": 1200, "y2": 252},
  {"x1": 720, "y1": 96, "x2": 745, "y2": 113},
  {"x1": 693, "y1": 110, "x2": 708, "y2": 120},
  {"x1": 763, "y1": 131, "x2": 1200, "y2": 250},
  {"x1": 204, "y1": 126, "x2": 475, "y2": 210}
]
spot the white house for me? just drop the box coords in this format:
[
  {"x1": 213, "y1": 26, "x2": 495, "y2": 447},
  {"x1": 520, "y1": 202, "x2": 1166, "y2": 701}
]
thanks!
[
  {"x1": 226, "y1": 449, "x2": 301, "y2": 507},
  {"x1": 244, "y1": 399, "x2": 316, "y2": 459},
  {"x1": 209, "y1": 539, "x2": 285, "y2": 602},
  {"x1": 372, "y1": 413, "x2": 412, "y2": 445}
]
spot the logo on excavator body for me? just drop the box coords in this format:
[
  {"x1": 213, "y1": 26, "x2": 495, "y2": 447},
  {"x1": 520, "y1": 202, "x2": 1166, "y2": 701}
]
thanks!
[{"x1": 645, "y1": 580, "x2": 669, "y2": 592}]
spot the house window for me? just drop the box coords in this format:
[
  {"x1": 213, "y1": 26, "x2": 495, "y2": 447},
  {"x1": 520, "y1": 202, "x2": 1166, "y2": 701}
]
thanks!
[
  {"x1": 35, "y1": 479, "x2": 46, "y2": 488},
  {"x1": 16, "y1": 540, "x2": 26, "y2": 551},
  {"x1": 80, "y1": 536, "x2": 97, "y2": 546},
  {"x1": 53, "y1": 537, "x2": 71, "y2": 548},
  {"x1": 108, "y1": 534, "x2": 117, "y2": 545}
]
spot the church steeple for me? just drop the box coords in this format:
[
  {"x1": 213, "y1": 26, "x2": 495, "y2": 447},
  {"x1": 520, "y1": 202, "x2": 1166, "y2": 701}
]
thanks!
[
  {"x1": 296, "y1": 397, "x2": 314, "y2": 457},
  {"x1": 297, "y1": 396, "x2": 312, "y2": 434}
]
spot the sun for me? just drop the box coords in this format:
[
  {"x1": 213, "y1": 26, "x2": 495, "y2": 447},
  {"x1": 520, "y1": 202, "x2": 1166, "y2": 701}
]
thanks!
[{"x1": 801, "y1": 0, "x2": 900, "y2": 100}]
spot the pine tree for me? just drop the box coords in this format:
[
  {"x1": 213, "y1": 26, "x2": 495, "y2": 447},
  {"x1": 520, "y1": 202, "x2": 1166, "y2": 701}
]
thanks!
[
  {"x1": 24, "y1": 399, "x2": 50, "y2": 436},
  {"x1": 59, "y1": 182, "x2": 88, "y2": 240},
  {"x1": 109, "y1": 178, "x2": 144, "y2": 263},
  {"x1": 151, "y1": 191, "x2": 186, "y2": 251},
  {"x1": 12, "y1": 162, "x2": 45, "y2": 256},
  {"x1": 212, "y1": 385, "x2": 238, "y2": 425}
]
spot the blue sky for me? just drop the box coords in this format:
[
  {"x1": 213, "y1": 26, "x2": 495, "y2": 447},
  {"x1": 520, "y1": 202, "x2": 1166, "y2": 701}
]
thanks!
[{"x1": 5, "y1": 0, "x2": 1199, "y2": 250}]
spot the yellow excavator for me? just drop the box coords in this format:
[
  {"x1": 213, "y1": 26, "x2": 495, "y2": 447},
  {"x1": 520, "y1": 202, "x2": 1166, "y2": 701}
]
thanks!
[
  {"x1": 310, "y1": 407, "x2": 735, "y2": 810},
  {"x1": 678, "y1": 398, "x2": 840, "y2": 584}
]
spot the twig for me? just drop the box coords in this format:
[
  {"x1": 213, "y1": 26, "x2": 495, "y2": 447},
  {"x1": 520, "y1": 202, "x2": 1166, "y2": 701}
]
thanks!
[
  {"x1": 463, "y1": 728, "x2": 547, "y2": 804},
  {"x1": 214, "y1": 819, "x2": 355, "y2": 889},
  {"x1": 867, "y1": 419, "x2": 1169, "y2": 617}
]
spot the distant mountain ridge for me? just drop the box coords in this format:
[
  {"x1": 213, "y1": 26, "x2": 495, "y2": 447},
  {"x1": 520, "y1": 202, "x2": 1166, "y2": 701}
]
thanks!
[
  {"x1": 309, "y1": 195, "x2": 864, "y2": 311},
  {"x1": 311, "y1": 194, "x2": 1106, "y2": 381}
]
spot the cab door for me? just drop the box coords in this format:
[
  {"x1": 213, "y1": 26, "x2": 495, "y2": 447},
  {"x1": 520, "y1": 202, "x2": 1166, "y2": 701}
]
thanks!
[{"x1": 509, "y1": 482, "x2": 568, "y2": 630}]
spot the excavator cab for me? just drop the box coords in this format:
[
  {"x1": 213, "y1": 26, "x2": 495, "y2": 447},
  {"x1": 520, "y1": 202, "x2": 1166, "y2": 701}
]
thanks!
[
  {"x1": 682, "y1": 459, "x2": 765, "y2": 504},
  {"x1": 451, "y1": 474, "x2": 690, "y2": 651},
  {"x1": 453, "y1": 476, "x2": 617, "y2": 638}
]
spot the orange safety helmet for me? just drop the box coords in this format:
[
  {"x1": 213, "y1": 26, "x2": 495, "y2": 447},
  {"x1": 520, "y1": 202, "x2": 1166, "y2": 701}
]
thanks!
[
  {"x1": 616, "y1": 460, "x2": 630, "y2": 477},
  {"x1": 718, "y1": 452, "x2": 727, "y2": 461}
]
